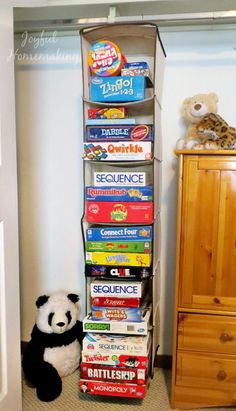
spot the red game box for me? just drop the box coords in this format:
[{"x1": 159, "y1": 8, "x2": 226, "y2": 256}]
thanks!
[
  {"x1": 86, "y1": 201, "x2": 153, "y2": 223},
  {"x1": 80, "y1": 363, "x2": 147, "y2": 385},
  {"x1": 92, "y1": 296, "x2": 141, "y2": 308},
  {"x1": 79, "y1": 379, "x2": 148, "y2": 398}
]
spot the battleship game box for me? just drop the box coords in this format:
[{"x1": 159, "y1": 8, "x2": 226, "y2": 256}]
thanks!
[{"x1": 80, "y1": 363, "x2": 147, "y2": 385}]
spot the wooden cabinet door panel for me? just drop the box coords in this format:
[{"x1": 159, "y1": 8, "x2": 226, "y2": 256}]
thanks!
[
  {"x1": 178, "y1": 313, "x2": 236, "y2": 354},
  {"x1": 180, "y1": 158, "x2": 220, "y2": 306},
  {"x1": 180, "y1": 156, "x2": 236, "y2": 310}
]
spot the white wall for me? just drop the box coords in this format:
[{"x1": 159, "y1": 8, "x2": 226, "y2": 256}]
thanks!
[{"x1": 15, "y1": 27, "x2": 236, "y2": 352}]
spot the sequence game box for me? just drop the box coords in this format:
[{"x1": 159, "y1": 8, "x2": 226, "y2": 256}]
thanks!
[
  {"x1": 82, "y1": 333, "x2": 151, "y2": 356},
  {"x1": 93, "y1": 172, "x2": 147, "y2": 187},
  {"x1": 90, "y1": 280, "x2": 145, "y2": 298}
]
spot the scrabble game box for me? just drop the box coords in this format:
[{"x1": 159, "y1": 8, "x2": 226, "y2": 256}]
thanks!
[{"x1": 91, "y1": 296, "x2": 142, "y2": 308}]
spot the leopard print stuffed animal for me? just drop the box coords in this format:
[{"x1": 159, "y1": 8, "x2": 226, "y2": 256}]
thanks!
[{"x1": 194, "y1": 113, "x2": 236, "y2": 149}]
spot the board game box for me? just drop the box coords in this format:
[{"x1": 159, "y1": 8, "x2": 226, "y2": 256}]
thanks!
[
  {"x1": 81, "y1": 351, "x2": 149, "y2": 368},
  {"x1": 93, "y1": 171, "x2": 147, "y2": 187},
  {"x1": 82, "y1": 333, "x2": 151, "y2": 356},
  {"x1": 86, "y1": 202, "x2": 153, "y2": 223},
  {"x1": 86, "y1": 240, "x2": 152, "y2": 253},
  {"x1": 85, "y1": 264, "x2": 151, "y2": 278},
  {"x1": 80, "y1": 363, "x2": 147, "y2": 384},
  {"x1": 83, "y1": 142, "x2": 152, "y2": 161},
  {"x1": 85, "y1": 186, "x2": 153, "y2": 202},
  {"x1": 86, "y1": 226, "x2": 152, "y2": 242},
  {"x1": 86, "y1": 124, "x2": 153, "y2": 142},
  {"x1": 83, "y1": 309, "x2": 151, "y2": 335},
  {"x1": 90, "y1": 280, "x2": 145, "y2": 298},
  {"x1": 91, "y1": 305, "x2": 149, "y2": 322},
  {"x1": 79, "y1": 379, "x2": 148, "y2": 398},
  {"x1": 90, "y1": 76, "x2": 145, "y2": 103},
  {"x1": 86, "y1": 251, "x2": 152, "y2": 267},
  {"x1": 91, "y1": 296, "x2": 142, "y2": 308}
]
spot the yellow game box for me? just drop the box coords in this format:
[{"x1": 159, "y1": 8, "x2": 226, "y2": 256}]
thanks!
[{"x1": 85, "y1": 251, "x2": 152, "y2": 267}]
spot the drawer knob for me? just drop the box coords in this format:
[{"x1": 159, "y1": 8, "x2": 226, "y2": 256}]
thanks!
[
  {"x1": 220, "y1": 333, "x2": 233, "y2": 343},
  {"x1": 214, "y1": 297, "x2": 221, "y2": 304},
  {"x1": 217, "y1": 370, "x2": 227, "y2": 381}
]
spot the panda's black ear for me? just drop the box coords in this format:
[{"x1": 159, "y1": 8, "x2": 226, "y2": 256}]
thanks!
[
  {"x1": 36, "y1": 295, "x2": 49, "y2": 308},
  {"x1": 67, "y1": 293, "x2": 79, "y2": 304}
]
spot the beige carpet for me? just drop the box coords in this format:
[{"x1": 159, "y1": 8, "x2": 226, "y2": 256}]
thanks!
[{"x1": 22, "y1": 369, "x2": 235, "y2": 411}]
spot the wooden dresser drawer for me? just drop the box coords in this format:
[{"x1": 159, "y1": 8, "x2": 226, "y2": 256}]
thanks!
[
  {"x1": 176, "y1": 351, "x2": 236, "y2": 390},
  {"x1": 178, "y1": 313, "x2": 236, "y2": 354}
]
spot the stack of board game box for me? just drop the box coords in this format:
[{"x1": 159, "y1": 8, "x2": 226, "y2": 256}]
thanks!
[{"x1": 79, "y1": 23, "x2": 166, "y2": 399}]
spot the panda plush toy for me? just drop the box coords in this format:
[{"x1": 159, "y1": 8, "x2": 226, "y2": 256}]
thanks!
[{"x1": 22, "y1": 292, "x2": 84, "y2": 402}]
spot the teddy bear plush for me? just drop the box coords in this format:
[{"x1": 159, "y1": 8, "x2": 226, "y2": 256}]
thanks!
[
  {"x1": 22, "y1": 292, "x2": 84, "y2": 402},
  {"x1": 176, "y1": 92, "x2": 218, "y2": 149}
]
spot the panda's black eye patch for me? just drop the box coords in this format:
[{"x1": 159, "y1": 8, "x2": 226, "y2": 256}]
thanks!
[
  {"x1": 66, "y1": 311, "x2": 72, "y2": 324},
  {"x1": 48, "y1": 312, "x2": 54, "y2": 326}
]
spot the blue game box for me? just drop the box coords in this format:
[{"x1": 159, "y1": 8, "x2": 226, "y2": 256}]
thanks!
[
  {"x1": 90, "y1": 76, "x2": 145, "y2": 103},
  {"x1": 86, "y1": 226, "x2": 153, "y2": 242}
]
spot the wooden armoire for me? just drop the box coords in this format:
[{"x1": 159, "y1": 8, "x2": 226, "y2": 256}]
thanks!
[{"x1": 171, "y1": 151, "x2": 236, "y2": 409}]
